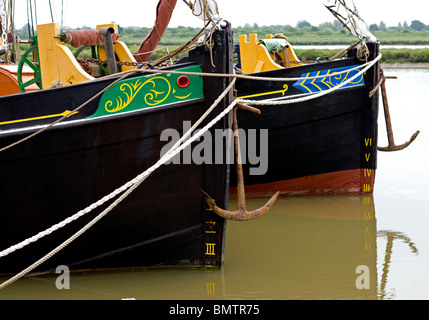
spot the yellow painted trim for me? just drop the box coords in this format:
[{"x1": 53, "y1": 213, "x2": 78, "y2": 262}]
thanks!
[
  {"x1": 310, "y1": 71, "x2": 323, "y2": 92},
  {"x1": 174, "y1": 93, "x2": 192, "y2": 99},
  {"x1": 320, "y1": 70, "x2": 333, "y2": 88},
  {"x1": 299, "y1": 73, "x2": 312, "y2": 93},
  {"x1": 238, "y1": 84, "x2": 289, "y2": 99},
  {"x1": 0, "y1": 110, "x2": 78, "y2": 126}
]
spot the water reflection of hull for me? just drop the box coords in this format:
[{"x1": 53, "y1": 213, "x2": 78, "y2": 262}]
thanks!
[
  {"x1": 231, "y1": 169, "x2": 374, "y2": 198},
  {"x1": 224, "y1": 195, "x2": 378, "y2": 299},
  {"x1": 0, "y1": 196, "x2": 379, "y2": 300}
]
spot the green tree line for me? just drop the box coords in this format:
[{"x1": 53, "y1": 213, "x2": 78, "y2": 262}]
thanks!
[
  {"x1": 14, "y1": 19, "x2": 429, "y2": 46},
  {"x1": 13, "y1": 19, "x2": 429, "y2": 63}
]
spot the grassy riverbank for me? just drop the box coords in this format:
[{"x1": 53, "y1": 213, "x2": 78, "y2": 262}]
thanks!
[
  {"x1": 120, "y1": 26, "x2": 429, "y2": 64},
  {"x1": 131, "y1": 47, "x2": 429, "y2": 65},
  {"x1": 16, "y1": 25, "x2": 424, "y2": 65},
  {"x1": 294, "y1": 48, "x2": 429, "y2": 64},
  {"x1": 118, "y1": 26, "x2": 429, "y2": 47},
  {"x1": 11, "y1": 19, "x2": 429, "y2": 64}
]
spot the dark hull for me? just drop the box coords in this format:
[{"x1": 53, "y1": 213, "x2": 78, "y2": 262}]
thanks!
[
  {"x1": 233, "y1": 43, "x2": 380, "y2": 197},
  {"x1": 0, "y1": 27, "x2": 233, "y2": 275}
]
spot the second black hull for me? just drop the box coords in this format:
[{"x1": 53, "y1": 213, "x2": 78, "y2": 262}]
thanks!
[{"x1": 233, "y1": 43, "x2": 380, "y2": 197}]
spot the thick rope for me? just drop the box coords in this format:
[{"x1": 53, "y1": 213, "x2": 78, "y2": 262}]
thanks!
[
  {"x1": 0, "y1": 52, "x2": 380, "y2": 283},
  {"x1": 0, "y1": 53, "x2": 380, "y2": 263},
  {"x1": 0, "y1": 77, "x2": 236, "y2": 261},
  {"x1": 0, "y1": 53, "x2": 380, "y2": 260},
  {"x1": 0, "y1": 58, "x2": 376, "y2": 154},
  {"x1": 0, "y1": 79, "x2": 236, "y2": 290},
  {"x1": 0, "y1": 53, "x2": 380, "y2": 288}
]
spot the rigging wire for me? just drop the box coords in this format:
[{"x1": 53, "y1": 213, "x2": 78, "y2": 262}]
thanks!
[
  {"x1": 61, "y1": 0, "x2": 64, "y2": 30},
  {"x1": 10, "y1": 0, "x2": 15, "y2": 36},
  {"x1": 48, "y1": 0, "x2": 54, "y2": 23},
  {"x1": 26, "y1": 0, "x2": 34, "y2": 37},
  {"x1": 33, "y1": 0, "x2": 38, "y2": 27}
]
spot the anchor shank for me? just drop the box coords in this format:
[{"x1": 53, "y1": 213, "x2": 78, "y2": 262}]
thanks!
[
  {"x1": 380, "y1": 76, "x2": 395, "y2": 147},
  {"x1": 202, "y1": 105, "x2": 279, "y2": 221},
  {"x1": 377, "y1": 69, "x2": 420, "y2": 152},
  {"x1": 233, "y1": 107, "x2": 246, "y2": 211}
]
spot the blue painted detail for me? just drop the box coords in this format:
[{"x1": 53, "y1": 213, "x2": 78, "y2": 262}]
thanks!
[{"x1": 293, "y1": 65, "x2": 365, "y2": 94}]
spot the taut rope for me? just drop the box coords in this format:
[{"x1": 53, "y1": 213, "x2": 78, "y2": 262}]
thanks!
[{"x1": 0, "y1": 78, "x2": 236, "y2": 290}]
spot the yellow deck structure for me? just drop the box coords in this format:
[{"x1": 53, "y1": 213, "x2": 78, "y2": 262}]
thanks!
[
  {"x1": 238, "y1": 34, "x2": 303, "y2": 74},
  {"x1": 96, "y1": 24, "x2": 137, "y2": 73},
  {"x1": 36, "y1": 22, "x2": 136, "y2": 89}
]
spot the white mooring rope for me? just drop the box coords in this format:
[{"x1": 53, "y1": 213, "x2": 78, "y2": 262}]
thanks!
[
  {"x1": 0, "y1": 78, "x2": 237, "y2": 290},
  {"x1": 0, "y1": 77, "x2": 236, "y2": 261},
  {"x1": 0, "y1": 53, "x2": 381, "y2": 289}
]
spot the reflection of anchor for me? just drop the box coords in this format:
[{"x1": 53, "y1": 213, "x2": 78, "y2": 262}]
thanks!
[
  {"x1": 370, "y1": 69, "x2": 420, "y2": 152},
  {"x1": 377, "y1": 230, "x2": 419, "y2": 299},
  {"x1": 203, "y1": 104, "x2": 279, "y2": 221}
]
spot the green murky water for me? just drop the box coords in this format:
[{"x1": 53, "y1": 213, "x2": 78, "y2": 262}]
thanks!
[{"x1": 1, "y1": 68, "x2": 428, "y2": 300}]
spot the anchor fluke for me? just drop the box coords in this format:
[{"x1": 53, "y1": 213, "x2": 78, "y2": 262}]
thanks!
[
  {"x1": 378, "y1": 130, "x2": 420, "y2": 152},
  {"x1": 202, "y1": 190, "x2": 279, "y2": 221}
]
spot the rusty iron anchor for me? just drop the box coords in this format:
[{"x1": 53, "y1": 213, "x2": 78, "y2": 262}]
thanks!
[
  {"x1": 203, "y1": 103, "x2": 279, "y2": 221},
  {"x1": 370, "y1": 69, "x2": 420, "y2": 152}
]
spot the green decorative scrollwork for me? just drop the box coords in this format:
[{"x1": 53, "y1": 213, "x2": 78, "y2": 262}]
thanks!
[
  {"x1": 105, "y1": 76, "x2": 171, "y2": 113},
  {"x1": 90, "y1": 65, "x2": 204, "y2": 119}
]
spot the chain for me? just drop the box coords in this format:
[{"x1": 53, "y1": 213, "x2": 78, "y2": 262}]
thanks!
[
  {"x1": 75, "y1": 57, "x2": 176, "y2": 76},
  {"x1": 76, "y1": 57, "x2": 141, "y2": 67}
]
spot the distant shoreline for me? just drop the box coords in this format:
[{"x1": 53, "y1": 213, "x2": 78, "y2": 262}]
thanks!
[{"x1": 381, "y1": 63, "x2": 429, "y2": 69}]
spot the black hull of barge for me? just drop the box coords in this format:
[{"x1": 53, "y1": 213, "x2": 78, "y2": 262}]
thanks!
[
  {"x1": 0, "y1": 27, "x2": 234, "y2": 275},
  {"x1": 233, "y1": 43, "x2": 380, "y2": 197}
]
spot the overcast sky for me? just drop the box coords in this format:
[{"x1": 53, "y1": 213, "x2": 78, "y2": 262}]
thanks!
[{"x1": 13, "y1": 0, "x2": 429, "y2": 29}]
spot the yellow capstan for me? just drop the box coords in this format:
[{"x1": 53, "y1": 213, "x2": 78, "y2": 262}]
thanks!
[{"x1": 36, "y1": 23, "x2": 136, "y2": 89}]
